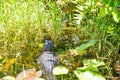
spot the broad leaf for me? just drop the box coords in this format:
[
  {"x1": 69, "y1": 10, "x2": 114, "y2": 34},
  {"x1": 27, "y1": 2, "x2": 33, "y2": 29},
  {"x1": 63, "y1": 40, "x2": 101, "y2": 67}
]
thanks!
[
  {"x1": 53, "y1": 66, "x2": 69, "y2": 75},
  {"x1": 76, "y1": 66, "x2": 98, "y2": 73},
  {"x1": 35, "y1": 78, "x2": 45, "y2": 80},
  {"x1": 2, "y1": 76, "x2": 15, "y2": 80},
  {"x1": 83, "y1": 59, "x2": 105, "y2": 67},
  {"x1": 87, "y1": 65, "x2": 98, "y2": 72},
  {"x1": 74, "y1": 70, "x2": 106, "y2": 80},
  {"x1": 75, "y1": 40, "x2": 96, "y2": 54}
]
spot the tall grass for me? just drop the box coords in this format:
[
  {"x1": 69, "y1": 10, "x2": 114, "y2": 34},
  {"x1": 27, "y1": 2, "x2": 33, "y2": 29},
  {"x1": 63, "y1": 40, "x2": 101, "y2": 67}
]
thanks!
[{"x1": 0, "y1": 0, "x2": 63, "y2": 77}]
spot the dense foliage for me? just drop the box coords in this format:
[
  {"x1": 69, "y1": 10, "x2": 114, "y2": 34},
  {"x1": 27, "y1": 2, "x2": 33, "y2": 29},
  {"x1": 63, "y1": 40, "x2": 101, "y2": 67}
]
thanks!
[{"x1": 0, "y1": 0, "x2": 120, "y2": 80}]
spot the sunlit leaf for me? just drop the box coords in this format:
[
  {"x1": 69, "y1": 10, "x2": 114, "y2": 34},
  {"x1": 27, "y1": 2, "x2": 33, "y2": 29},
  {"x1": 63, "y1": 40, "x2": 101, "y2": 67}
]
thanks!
[
  {"x1": 0, "y1": 55, "x2": 2, "y2": 59},
  {"x1": 35, "y1": 78, "x2": 45, "y2": 80},
  {"x1": 73, "y1": 13, "x2": 84, "y2": 24},
  {"x1": 88, "y1": 65, "x2": 99, "y2": 72},
  {"x1": 76, "y1": 65, "x2": 98, "y2": 72},
  {"x1": 75, "y1": 40, "x2": 96, "y2": 54},
  {"x1": 99, "y1": 8, "x2": 108, "y2": 17},
  {"x1": 112, "y1": 12, "x2": 119, "y2": 23},
  {"x1": 2, "y1": 76, "x2": 15, "y2": 80},
  {"x1": 77, "y1": 5, "x2": 84, "y2": 11},
  {"x1": 107, "y1": 26, "x2": 114, "y2": 34},
  {"x1": 74, "y1": 70, "x2": 106, "y2": 80},
  {"x1": 53, "y1": 66, "x2": 69, "y2": 75},
  {"x1": 3, "y1": 58, "x2": 16, "y2": 70},
  {"x1": 38, "y1": 43, "x2": 43, "y2": 48},
  {"x1": 83, "y1": 59, "x2": 105, "y2": 67}
]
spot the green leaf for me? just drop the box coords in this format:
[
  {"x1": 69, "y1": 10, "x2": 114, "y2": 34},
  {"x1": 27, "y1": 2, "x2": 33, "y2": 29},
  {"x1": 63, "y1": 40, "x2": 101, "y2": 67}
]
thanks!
[
  {"x1": 83, "y1": 59, "x2": 105, "y2": 67},
  {"x1": 53, "y1": 66, "x2": 69, "y2": 75},
  {"x1": 107, "y1": 26, "x2": 114, "y2": 34},
  {"x1": 35, "y1": 78, "x2": 45, "y2": 80},
  {"x1": 2, "y1": 76, "x2": 15, "y2": 80},
  {"x1": 112, "y1": 12, "x2": 119, "y2": 23},
  {"x1": 74, "y1": 70, "x2": 106, "y2": 80},
  {"x1": 94, "y1": 0, "x2": 98, "y2": 4},
  {"x1": 76, "y1": 65, "x2": 98, "y2": 72},
  {"x1": 0, "y1": 55, "x2": 2, "y2": 59},
  {"x1": 38, "y1": 43, "x2": 43, "y2": 48},
  {"x1": 75, "y1": 40, "x2": 96, "y2": 53},
  {"x1": 88, "y1": 65, "x2": 99, "y2": 72},
  {"x1": 109, "y1": 1, "x2": 116, "y2": 8},
  {"x1": 99, "y1": 8, "x2": 108, "y2": 17},
  {"x1": 103, "y1": 0, "x2": 109, "y2": 4}
]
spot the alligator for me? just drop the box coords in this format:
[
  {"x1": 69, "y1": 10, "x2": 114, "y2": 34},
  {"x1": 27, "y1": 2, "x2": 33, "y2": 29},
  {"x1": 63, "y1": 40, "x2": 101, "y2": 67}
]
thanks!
[{"x1": 38, "y1": 37, "x2": 58, "y2": 80}]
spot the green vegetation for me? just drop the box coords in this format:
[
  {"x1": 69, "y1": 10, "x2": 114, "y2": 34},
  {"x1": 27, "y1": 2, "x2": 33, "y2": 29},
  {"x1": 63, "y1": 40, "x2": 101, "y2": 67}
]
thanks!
[{"x1": 0, "y1": 0, "x2": 120, "y2": 80}]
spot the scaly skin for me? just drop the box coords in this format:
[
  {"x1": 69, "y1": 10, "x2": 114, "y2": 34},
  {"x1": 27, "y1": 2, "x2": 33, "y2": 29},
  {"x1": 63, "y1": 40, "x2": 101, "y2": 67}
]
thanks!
[{"x1": 38, "y1": 37, "x2": 57, "y2": 80}]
